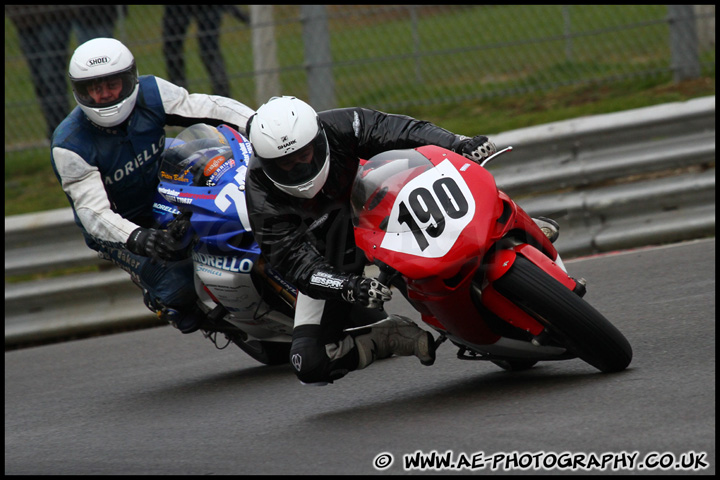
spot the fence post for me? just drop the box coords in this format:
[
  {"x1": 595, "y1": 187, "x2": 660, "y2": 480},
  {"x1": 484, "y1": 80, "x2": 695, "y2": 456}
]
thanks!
[
  {"x1": 409, "y1": 6, "x2": 422, "y2": 84},
  {"x1": 251, "y1": 5, "x2": 281, "y2": 107},
  {"x1": 694, "y1": 5, "x2": 716, "y2": 52},
  {"x1": 668, "y1": 5, "x2": 701, "y2": 82},
  {"x1": 300, "y1": 5, "x2": 336, "y2": 110},
  {"x1": 115, "y1": 5, "x2": 127, "y2": 43}
]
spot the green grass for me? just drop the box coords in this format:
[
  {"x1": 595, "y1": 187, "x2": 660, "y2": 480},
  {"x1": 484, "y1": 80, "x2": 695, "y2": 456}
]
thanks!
[
  {"x1": 6, "y1": 149, "x2": 71, "y2": 215},
  {"x1": 401, "y1": 76, "x2": 716, "y2": 136}
]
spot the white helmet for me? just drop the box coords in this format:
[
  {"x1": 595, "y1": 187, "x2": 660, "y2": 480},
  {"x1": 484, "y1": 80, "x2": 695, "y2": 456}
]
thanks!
[
  {"x1": 249, "y1": 96, "x2": 330, "y2": 199},
  {"x1": 68, "y1": 38, "x2": 139, "y2": 127}
]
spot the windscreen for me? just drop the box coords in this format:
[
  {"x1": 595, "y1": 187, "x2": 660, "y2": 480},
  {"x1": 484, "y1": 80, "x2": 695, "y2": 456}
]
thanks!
[
  {"x1": 350, "y1": 149, "x2": 433, "y2": 229},
  {"x1": 159, "y1": 124, "x2": 235, "y2": 187}
]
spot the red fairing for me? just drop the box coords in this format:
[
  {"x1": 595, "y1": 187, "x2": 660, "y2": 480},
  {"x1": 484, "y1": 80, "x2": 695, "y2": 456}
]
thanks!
[
  {"x1": 353, "y1": 145, "x2": 504, "y2": 280},
  {"x1": 351, "y1": 146, "x2": 509, "y2": 344},
  {"x1": 350, "y1": 145, "x2": 574, "y2": 346},
  {"x1": 350, "y1": 143, "x2": 632, "y2": 372}
]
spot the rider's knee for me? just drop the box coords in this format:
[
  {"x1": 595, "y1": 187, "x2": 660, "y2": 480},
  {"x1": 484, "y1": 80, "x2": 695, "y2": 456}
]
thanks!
[{"x1": 290, "y1": 325, "x2": 355, "y2": 385}]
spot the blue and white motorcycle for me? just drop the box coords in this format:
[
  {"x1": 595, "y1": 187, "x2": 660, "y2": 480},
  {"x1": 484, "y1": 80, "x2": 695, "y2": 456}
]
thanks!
[{"x1": 152, "y1": 123, "x2": 297, "y2": 365}]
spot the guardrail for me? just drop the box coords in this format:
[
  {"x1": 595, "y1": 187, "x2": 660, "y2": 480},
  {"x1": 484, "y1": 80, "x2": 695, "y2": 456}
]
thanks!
[{"x1": 5, "y1": 96, "x2": 715, "y2": 348}]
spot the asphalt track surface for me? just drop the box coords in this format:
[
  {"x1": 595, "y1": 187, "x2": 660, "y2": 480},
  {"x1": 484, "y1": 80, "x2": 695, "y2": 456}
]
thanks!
[{"x1": 5, "y1": 238, "x2": 715, "y2": 475}]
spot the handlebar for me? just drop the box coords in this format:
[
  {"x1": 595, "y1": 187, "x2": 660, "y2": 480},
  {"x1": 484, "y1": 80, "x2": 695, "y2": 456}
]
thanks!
[{"x1": 375, "y1": 260, "x2": 397, "y2": 288}]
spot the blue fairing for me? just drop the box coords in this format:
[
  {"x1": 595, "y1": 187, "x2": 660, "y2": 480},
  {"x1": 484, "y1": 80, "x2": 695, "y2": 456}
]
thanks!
[
  {"x1": 152, "y1": 124, "x2": 260, "y2": 258},
  {"x1": 152, "y1": 191, "x2": 181, "y2": 228}
]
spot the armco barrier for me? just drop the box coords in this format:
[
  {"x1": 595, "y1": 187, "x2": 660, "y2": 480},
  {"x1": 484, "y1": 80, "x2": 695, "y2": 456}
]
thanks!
[{"x1": 4, "y1": 96, "x2": 715, "y2": 347}]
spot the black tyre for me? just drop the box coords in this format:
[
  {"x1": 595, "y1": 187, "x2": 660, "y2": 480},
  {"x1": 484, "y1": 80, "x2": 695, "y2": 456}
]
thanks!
[
  {"x1": 231, "y1": 337, "x2": 291, "y2": 366},
  {"x1": 493, "y1": 255, "x2": 632, "y2": 373}
]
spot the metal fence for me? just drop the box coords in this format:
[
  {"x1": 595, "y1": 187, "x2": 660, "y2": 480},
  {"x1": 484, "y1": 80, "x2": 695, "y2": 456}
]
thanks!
[{"x1": 4, "y1": 5, "x2": 716, "y2": 150}]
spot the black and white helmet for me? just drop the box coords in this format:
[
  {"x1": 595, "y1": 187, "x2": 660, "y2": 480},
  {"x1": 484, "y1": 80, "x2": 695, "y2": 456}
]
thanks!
[
  {"x1": 68, "y1": 38, "x2": 139, "y2": 127},
  {"x1": 248, "y1": 96, "x2": 330, "y2": 199}
]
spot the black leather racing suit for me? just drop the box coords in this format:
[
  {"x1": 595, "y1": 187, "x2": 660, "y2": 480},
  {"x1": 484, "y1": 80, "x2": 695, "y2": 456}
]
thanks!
[{"x1": 245, "y1": 107, "x2": 469, "y2": 383}]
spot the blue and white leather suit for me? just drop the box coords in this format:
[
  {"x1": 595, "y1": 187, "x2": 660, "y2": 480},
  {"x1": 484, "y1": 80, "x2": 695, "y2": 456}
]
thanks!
[{"x1": 51, "y1": 75, "x2": 254, "y2": 328}]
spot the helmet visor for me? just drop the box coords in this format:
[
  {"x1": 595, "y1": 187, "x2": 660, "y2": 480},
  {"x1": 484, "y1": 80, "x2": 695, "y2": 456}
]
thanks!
[
  {"x1": 71, "y1": 63, "x2": 138, "y2": 108},
  {"x1": 256, "y1": 128, "x2": 329, "y2": 187}
]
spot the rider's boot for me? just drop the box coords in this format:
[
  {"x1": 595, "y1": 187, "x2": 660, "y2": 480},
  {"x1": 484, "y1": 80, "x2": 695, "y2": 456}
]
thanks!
[
  {"x1": 158, "y1": 305, "x2": 202, "y2": 334},
  {"x1": 533, "y1": 216, "x2": 560, "y2": 243},
  {"x1": 347, "y1": 315, "x2": 436, "y2": 369}
]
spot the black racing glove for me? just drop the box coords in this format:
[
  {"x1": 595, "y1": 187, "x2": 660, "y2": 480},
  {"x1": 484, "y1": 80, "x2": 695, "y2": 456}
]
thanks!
[
  {"x1": 126, "y1": 227, "x2": 188, "y2": 262},
  {"x1": 342, "y1": 274, "x2": 393, "y2": 309},
  {"x1": 455, "y1": 135, "x2": 497, "y2": 164}
]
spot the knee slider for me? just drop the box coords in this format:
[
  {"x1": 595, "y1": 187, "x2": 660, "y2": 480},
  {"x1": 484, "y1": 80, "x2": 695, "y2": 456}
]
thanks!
[{"x1": 290, "y1": 336, "x2": 330, "y2": 384}]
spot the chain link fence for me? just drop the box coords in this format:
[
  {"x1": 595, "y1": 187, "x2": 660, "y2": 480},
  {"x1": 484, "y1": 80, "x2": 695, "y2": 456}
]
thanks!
[{"x1": 4, "y1": 5, "x2": 715, "y2": 151}]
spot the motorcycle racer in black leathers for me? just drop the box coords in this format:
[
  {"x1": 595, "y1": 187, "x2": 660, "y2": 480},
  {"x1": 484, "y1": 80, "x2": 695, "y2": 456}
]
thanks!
[{"x1": 245, "y1": 96, "x2": 503, "y2": 385}]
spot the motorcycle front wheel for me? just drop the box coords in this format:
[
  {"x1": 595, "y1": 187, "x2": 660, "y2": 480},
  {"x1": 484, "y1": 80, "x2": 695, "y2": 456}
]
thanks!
[{"x1": 493, "y1": 255, "x2": 632, "y2": 373}]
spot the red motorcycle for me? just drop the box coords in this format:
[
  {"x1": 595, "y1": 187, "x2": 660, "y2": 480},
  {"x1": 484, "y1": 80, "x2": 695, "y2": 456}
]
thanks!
[{"x1": 350, "y1": 145, "x2": 632, "y2": 373}]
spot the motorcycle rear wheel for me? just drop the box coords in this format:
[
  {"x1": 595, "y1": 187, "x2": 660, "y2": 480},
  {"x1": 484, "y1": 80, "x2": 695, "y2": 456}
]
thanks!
[{"x1": 493, "y1": 255, "x2": 632, "y2": 373}]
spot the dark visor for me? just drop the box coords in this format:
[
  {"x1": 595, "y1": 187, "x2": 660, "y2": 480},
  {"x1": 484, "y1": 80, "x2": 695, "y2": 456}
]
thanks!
[
  {"x1": 256, "y1": 129, "x2": 328, "y2": 187},
  {"x1": 71, "y1": 63, "x2": 138, "y2": 108}
]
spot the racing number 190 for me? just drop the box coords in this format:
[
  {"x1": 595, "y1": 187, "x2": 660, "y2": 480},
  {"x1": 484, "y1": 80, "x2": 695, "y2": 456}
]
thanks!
[{"x1": 396, "y1": 177, "x2": 468, "y2": 251}]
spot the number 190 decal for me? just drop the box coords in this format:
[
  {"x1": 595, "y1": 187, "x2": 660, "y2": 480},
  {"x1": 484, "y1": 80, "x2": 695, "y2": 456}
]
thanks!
[{"x1": 380, "y1": 160, "x2": 475, "y2": 258}]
